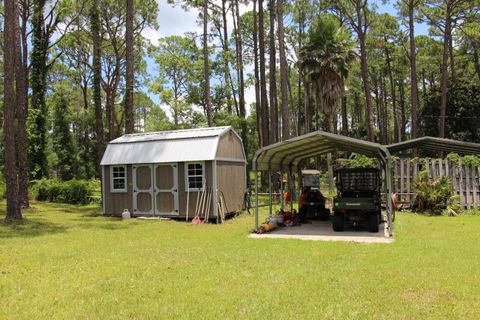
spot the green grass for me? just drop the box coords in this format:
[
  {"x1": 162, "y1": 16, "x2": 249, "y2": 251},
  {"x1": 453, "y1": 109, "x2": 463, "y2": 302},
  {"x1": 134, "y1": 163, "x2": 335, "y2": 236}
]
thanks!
[{"x1": 1, "y1": 202, "x2": 480, "y2": 319}]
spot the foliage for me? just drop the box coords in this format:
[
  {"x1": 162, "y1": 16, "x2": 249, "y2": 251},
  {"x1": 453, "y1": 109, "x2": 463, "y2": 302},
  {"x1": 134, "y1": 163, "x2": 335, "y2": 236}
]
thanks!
[
  {"x1": 336, "y1": 155, "x2": 378, "y2": 169},
  {"x1": 447, "y1": 153, "x2": 480, "y2": 167},
  {"x1": 421, "y1": 77, "x2": 480, "y2": 143},
  {"x1": 31, "y1": 179, "x2": 97, "y2": 205},
  {"x1": 413, "y1": 170, "x2": 456, "y2": 215},
  {"x1": 1, "y1": 203, "x2": 480, "y2": 318}
]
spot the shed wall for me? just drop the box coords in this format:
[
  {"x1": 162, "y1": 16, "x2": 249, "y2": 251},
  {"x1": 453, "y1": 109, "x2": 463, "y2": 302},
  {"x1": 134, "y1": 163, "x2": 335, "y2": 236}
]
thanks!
[
  {"x1": 217, "y1": 161, "x2": 246, "y2": 213},
  {"x1": 178, "y1": 161, "x2": 214, "y2": 218},
  {"x1": 104, "y1": 165, "x2": 133, "y2": 216},
  {"x1": 216, "y1": 131, "x2": 244, "y2": 160}
]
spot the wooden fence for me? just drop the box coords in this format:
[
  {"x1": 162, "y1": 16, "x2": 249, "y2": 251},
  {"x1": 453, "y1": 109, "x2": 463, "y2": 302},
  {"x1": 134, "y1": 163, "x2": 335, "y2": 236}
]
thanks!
[{"x1": 393, "y1": 158, "x2": 480, "y2": 209}]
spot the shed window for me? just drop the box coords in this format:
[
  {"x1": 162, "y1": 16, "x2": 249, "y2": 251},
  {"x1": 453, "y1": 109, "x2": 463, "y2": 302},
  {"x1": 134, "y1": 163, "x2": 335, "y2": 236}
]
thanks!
[
  {"x1": 111, "y1": 165, "x2": 127, "y2": 192},
  {"x1": 186, "y1": 162, "x2": 204, "y2": 190}
]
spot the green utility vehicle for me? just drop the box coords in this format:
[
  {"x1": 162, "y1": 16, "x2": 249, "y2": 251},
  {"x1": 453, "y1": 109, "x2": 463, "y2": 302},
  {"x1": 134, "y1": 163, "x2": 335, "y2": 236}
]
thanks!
[{"x1": 332, "y1": 168, "x2": 382, "y2": 232}]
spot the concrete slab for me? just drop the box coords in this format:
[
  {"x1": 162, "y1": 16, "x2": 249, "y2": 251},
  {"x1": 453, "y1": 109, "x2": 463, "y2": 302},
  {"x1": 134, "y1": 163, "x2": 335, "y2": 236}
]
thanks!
[{"x1": 249, "y1": 220, "x2": 393, "y2": 244}]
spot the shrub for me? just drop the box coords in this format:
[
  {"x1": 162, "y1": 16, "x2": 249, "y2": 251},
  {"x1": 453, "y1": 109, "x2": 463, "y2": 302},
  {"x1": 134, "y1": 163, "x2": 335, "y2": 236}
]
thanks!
[
  {"x1": 32, "y1": 179, "x2": 97, "y2": 205},
  {"x1": 413, "y1": 171, "x2": 457, "y2": 215}
]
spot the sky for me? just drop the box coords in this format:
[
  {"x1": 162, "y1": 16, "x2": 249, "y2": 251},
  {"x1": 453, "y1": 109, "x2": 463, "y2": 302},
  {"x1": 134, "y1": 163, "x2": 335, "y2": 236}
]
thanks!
[{"x1": 141, "y1": 0, "x2": 430, "y2": 117}]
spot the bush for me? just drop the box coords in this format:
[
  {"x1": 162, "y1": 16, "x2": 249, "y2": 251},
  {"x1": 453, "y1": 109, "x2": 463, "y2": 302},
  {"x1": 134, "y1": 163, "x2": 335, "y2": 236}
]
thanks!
[
  {"x1": 413, "y1": 171, "x2": 457, "y2": 215},
  {"x1": 32, "y1": 179, "x2": 97, "y2": 205}
]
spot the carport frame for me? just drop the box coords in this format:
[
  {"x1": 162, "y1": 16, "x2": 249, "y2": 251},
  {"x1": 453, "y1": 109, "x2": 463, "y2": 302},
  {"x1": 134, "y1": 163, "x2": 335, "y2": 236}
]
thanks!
[{"x1": 253, "y1": 131, "x2": 394, "y2": 236}]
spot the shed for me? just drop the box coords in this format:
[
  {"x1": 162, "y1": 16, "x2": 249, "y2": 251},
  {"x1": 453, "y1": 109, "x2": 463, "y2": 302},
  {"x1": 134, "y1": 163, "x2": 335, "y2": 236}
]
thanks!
[{"x1": 100, "y1": 126, "x2": 246, "y2": 220}]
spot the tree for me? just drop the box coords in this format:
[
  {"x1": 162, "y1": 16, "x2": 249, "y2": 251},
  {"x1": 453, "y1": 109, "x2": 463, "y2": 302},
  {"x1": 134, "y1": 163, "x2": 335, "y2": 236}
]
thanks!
[
  {"x1": 330, "y1": 0, "x2": 375, "y2": 141},
  {"x1": 422, "y1": 0, "x2": 472, "y2": 138},
  {"x1": 51, "y1": 89, "x2": 75, "y2": 180},
  {"x1": 300, "y1": 16, "x2": 356, "y2": 132},
  {"x1": 4, "y1": 0, "x2": 22, "y2": 220},
  {"x1": 124, "y1": 0, "x2": 135, "y2": 133},
  {"x1": 203, "y1": 0, "x2": 213, "y2": 126},
  {"x1": 277, "y1": 0, "x2": 290, "y2": 140},
  {"x1": 90, "y1": 0, "x2": 104, "y2": 174},
  {"x1": 397, "y1": 0, "x2": 422, "y2": 140},
  {"x1": 152, "y1": 35, "x2": 203, "y2": 125},
  {"x1": 258, "y1": 0, "x2": 270, "y2": 146},
  {"x1": 268, "y1": 0, "x2": 278, "y2": 142},
  {"x1": 16, "y1": 0, "x2": 31, "y2": 207}
]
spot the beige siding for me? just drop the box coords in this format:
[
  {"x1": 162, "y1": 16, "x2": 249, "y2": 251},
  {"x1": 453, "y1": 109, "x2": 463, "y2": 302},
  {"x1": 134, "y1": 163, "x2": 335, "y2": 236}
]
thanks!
[
  {"x1": 178, "y1": 161, "x2": 214, "y2": 218},
  {"x1": 104, "y1": 165, "x2": 133, "y2": 216},
  {"x1": 216, "y1": 161, "x2": 246, "y2": 213},
  {"x1": 216, "y1": 131, "x2": 245, "y2": 160}
]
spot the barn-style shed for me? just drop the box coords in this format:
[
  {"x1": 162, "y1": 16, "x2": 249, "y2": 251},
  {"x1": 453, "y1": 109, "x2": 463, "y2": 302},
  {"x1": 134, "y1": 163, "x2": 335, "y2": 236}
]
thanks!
[{"x1": 100, "y1": 126, "x2": 246, "y2": 220}]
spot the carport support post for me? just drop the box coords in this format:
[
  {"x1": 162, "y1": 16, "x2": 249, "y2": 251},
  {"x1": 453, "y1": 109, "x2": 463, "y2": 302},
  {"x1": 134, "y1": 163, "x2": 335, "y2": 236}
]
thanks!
[
  {"x1": 255, "y1": 169, "x2": 259, "y2": 231},
  {"x1": 290, "y1": 165, "x2": 294, "y2": 213},
  {"x1": 268, "y1": 167, "x2": 273, "y2": 217},
  {"x1": 386, "y1": 157, "x2": 393, "y2": 236}
]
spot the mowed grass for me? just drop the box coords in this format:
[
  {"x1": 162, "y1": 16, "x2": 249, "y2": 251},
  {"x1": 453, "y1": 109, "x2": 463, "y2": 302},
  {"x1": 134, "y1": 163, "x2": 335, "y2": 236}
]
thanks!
[{"x1": 1, "y1": 202, "x2": 480, "y2": 319}]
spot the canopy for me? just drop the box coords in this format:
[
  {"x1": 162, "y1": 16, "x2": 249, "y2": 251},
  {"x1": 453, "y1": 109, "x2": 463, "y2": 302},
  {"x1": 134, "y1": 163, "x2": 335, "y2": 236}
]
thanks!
[
  {"x1": 253, "y1": 131, "x2": 391, "y2": 171},
  {"x1": 387, "y1": 136, "x2": 480, "y2": 156},
  {"x1": 252, "y1": 131, "x2": 394, "y2": 236}
]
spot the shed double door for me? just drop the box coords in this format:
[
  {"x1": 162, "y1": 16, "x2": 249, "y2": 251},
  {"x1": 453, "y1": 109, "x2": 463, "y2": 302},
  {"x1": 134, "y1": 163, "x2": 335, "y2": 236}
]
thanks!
[{"x1": 132, "y1": 163, "x2": 179, "y2": 216}]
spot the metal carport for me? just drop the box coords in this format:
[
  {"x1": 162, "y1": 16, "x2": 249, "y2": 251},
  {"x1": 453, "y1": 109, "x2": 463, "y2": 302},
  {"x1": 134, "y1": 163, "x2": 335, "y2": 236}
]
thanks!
[
  {"x1": 252, "y1": 131, "x2": 395, "y2": 236},
  {"x1": 387, "y1": 136, "x2": 480, "y2": 156}
]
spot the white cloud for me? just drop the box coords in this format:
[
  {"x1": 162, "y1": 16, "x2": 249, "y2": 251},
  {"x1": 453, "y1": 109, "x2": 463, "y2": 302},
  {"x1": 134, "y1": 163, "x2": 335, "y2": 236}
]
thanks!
[{"x1": 142, "y1": 0, "x2": 201, "y2": 44}]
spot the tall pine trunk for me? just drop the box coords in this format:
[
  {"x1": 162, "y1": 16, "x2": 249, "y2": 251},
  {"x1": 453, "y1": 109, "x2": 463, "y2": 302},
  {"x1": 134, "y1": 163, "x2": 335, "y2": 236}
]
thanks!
[
  {"x1": 258, "y1": 0, "x2": 270, "y2": 146},
  {"x1": 203, "y1": 0, "x2": 213, "y2": 126},
  {"x1": 30, "y1": 0, "x2": 49, "y2": 179},
  {"x1": 408, "y1": 4, "x2": 419, "y2": 140},
  {"x1": 124, "y1": 0, "x2": 135, "y2": 133},
  {"x1": 253, "y1": 0, "x2": 262, "y2": 148},
  {"x1": 268, "y1": 0, "x2": 278, "y2": 143},
  {"x1": 359, "y1": 34, "x2": 375, "y2": 142},
  {"x1": 16, "y1": 0, "x2": 30, "y2": 208},
  {"x1": 4, "y1": 0, "x2": 22, "y2": 220},
  {"x1": 277, "y1": 0, "x2": 289, "y2": 140},
  {"x1": 91, "y1": 0, "x2": 104, "y2": 175},
  {"x1": 439, "y1": 8, "x2": 451, "y2": 139}
]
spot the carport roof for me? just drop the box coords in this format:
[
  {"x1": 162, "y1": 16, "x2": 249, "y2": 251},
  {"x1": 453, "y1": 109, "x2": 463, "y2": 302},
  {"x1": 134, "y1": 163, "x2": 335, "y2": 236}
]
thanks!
[
  {"x1": 253, "y1": 131, "x2": 390, "y2": 171},
  {"x1": 387, "y1": 136, "x2": 480, "y2": 156}
]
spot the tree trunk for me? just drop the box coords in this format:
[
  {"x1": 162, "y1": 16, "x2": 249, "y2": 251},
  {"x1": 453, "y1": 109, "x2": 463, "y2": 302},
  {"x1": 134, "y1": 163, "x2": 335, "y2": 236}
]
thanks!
[
  {"x1": 472, "y1": 42, "x2": 480, "y2": 83},
  {"x1": 253, "y1": 0, "x2": 262, "y2": 148},
  {"x1": 203, "y1": 0, "x2": 213, "y2": 126},
  {"x1": 277, "y1": 0, "x2": 289, "y2": 140},
  {"x1": 221, "y1": 0, "x2": 233, "y2": 114},
  {"x1": 359, "y1": 34, "x2": 375, "y2": 141},
  {"x1": 91, "y1": 0, "x2": 104, "y2": 175},
  {"x1": 30, "y1": 0, "x2": 49, "y2": 180},
  {"x1": 448, "y1": 26, "x2": 456, "y2": 83},
  {"x1": 124, "y1": 0, "x2": 135, "y2": 134},
  {"x1": 4, "y1": 0, "x2": 22, "y2": 220},
  {"x1": 408, "y1": 4, "x2": 419, "y2": 140},
  {"x1": 16, "y1": 0, "x2": 30, "y2": 208},
  {"x1": 258, "y1": 0, "x2": 270, "y2": 146},
  {"x1": 268, "y1": 0, "x2": 278, "y2": 143},
  {"x1": 304, "y1": 82, "x2": 312, "y2": 133},
  {"x1": 384, "y1": 39, "x2": 396, "y2": 144},
  {"x1": 341, "y1": 96, "x2": 348, "y2": 135},
  {"x1": 439, "y1": 8, "x2": 451, "y2": 139},
  {"x1": 234, "y1": 0, "x2": 246, "y2": 125},
  {"x1": 399, "y1": 79, "x2": 406, "y2": 141}
]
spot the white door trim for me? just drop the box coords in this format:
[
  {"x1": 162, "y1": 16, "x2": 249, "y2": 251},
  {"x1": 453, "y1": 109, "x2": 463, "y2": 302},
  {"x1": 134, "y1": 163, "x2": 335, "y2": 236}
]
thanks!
[
  {"x1": 132, "y1": 164, "x2": 154, "y2": 215},
  {"x1": 153, "y1": 163, "x2": 179, "y2": 216}
]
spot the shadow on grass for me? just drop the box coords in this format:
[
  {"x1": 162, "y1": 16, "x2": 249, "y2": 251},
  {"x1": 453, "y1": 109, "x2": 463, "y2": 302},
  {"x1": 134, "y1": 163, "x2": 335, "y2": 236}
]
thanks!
[{"x1": 0, "y1": 219, "x2": 68, "y2": 239}]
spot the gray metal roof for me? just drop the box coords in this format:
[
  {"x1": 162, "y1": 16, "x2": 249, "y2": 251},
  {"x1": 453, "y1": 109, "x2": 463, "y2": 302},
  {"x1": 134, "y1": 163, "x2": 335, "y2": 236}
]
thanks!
[
  {"x1": 101, "y1": 126, "x2": 238, "y2": 165},
  {"x1": 387, "y1": 136, "x2": 480, "y2": 155},
  {"x1": 253, "y1": 131, "x2": 390, "y2": 171}
]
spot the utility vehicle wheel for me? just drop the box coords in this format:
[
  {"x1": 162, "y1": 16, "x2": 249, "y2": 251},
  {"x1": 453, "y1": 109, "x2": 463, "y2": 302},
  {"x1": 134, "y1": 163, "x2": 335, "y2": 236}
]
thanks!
[
  {"x1": 332, "y1": 213, "x2": 344, "y2": 232},
  {"x1": 368, "y1": 213, "x2": 379, "y2": 233}
]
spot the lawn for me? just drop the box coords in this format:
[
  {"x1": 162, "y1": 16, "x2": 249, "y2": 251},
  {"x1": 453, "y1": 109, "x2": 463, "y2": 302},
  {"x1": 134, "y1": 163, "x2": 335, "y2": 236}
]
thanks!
[{"x1": 1, "y1": 202, "x2": 480, "y2": 319}]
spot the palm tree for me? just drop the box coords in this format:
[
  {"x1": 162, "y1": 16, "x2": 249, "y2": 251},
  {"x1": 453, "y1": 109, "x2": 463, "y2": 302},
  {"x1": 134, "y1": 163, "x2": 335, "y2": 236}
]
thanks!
[{"x1": 300, "y1": 16, "x2": 356, "y2": 133}]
